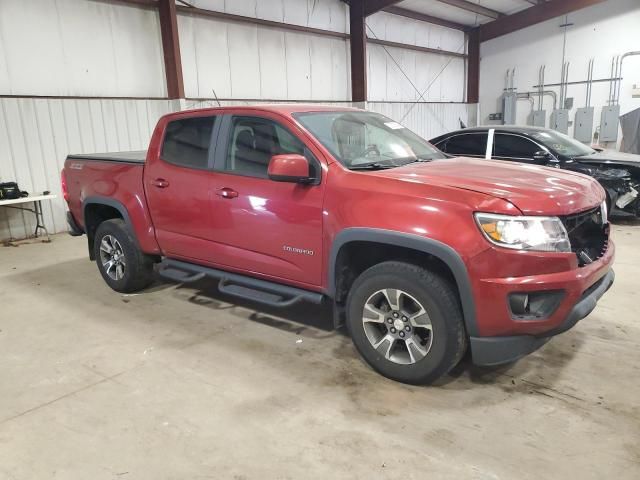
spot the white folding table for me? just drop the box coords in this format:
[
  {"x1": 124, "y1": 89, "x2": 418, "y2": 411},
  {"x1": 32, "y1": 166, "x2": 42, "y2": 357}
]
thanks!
[{"x1": 0, "y1": 194, "x2": 57, "y2": 241}]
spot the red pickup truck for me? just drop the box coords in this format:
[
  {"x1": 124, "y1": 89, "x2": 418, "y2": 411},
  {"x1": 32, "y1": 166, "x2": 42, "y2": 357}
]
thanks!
[{"x1": 62, "y1": 105, "x2": 614, "y2": 384}]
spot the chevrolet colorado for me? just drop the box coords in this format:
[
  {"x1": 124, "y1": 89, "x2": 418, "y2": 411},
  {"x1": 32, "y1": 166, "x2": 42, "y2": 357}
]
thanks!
[{"x1": 62, "y1": 105, "x2": 614, "y2": 385}]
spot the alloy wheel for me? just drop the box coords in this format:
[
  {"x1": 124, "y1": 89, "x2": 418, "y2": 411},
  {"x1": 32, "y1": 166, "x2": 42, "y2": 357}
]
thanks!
[
  {"x1": 362, "y1": 288, "x2": 433, "y2": 365},
  {"x1": 99, "y1": 234, "x2": 126, "y2": 281}
]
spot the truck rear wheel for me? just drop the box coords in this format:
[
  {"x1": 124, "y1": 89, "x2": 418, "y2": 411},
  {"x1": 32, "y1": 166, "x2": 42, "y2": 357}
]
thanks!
[
  {"x1": 94, "y1": 219, "x2": 154, "y2": 293},
  {"x1": 346, "y1": 261, "x2": 467, "y2": 385}
]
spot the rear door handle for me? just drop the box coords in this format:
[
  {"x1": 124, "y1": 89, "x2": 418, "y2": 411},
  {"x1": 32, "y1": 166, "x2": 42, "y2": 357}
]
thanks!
[
  {"x1": 151, "y1": 178, "x2": 170, "y2": 188},
  {"x1": 216, "y1": 187, "x2": 238, "y2": 199}
]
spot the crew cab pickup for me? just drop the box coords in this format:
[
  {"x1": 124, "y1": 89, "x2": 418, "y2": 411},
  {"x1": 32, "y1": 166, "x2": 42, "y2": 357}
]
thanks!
[{"x1": 62, "y1": 105, "x2": 615, "y2": 384}]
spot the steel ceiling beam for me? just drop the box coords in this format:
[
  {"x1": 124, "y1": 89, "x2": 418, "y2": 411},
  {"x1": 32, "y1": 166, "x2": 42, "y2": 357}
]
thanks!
[
  {"x1": 435, "y1": 0, "x2": 503, "y2": 19},
  {"x1": 368, "y1": 38, "x2": 467, "y2": 58},
  {"x1": 383, "y1": 6, "x2": 469, "y2": 31},
  {"x1": 158, "y1": 0, "x2": 184, "y2": 99},
  {"x1": 175, "y1": 5, "x2": 348, "y2": 39},
  {"x1": 466, "y1": 29, "x2": 479, "y2": 103},
  {"x1": 479, "y1": 0, "x2": 607, "y2": 41},
  {"x1": 349, "y1": 0, "x2": 368, "y2": 102}
]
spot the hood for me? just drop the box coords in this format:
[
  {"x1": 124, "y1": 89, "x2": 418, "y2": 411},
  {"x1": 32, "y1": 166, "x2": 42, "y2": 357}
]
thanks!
[
  {"x1": 575, "y1": 150, "x2": 640, "y2": 168},
  {"x1": 376, "y1": 157, "x2": 604, "y2": 215}
]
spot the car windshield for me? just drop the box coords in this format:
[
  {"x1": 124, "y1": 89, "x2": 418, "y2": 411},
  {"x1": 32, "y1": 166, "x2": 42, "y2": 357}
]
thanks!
[
  {"x1": 529, "y1": 130, "x2": 596, "y2": 157},
  {"x1": 293, "y1": 111, "x2": 446, "y2": 169}
]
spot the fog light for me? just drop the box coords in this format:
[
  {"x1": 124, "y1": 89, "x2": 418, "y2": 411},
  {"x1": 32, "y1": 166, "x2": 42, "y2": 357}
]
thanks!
[
  {"x1": 508, "y1": 291, "x2": 565, "y2": 320},
  {"x1": 509, "y1": 293, "x2": 530, "y2": 315}
]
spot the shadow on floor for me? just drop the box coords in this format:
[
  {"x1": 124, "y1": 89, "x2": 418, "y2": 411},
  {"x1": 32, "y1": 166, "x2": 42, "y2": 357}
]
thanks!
[{"x1": 3, "y1": 257, "x2": 582, "y2": 392}]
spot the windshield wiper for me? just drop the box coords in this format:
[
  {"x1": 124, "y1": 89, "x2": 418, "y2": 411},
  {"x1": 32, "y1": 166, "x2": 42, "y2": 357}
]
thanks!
[{"x1": 349, "y1": 162, "x2": 397, "y2": 170}]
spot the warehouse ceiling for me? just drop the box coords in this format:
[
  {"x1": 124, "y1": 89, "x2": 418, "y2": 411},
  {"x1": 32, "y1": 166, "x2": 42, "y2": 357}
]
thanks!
[{"x1": 391, "y1": 0, "x2": 542, "y2": 26}]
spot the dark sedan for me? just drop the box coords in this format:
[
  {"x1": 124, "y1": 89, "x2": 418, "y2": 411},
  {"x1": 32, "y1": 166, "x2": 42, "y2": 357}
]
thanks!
[{"x1": 431, "y1": 126, "x2": 640, "y2": 217}]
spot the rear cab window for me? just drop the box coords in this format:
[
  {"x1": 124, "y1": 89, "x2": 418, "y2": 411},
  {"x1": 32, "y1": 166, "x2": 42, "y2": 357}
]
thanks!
[{"x1": 161, "y1": 116, "x2": 217, "y2": 169}]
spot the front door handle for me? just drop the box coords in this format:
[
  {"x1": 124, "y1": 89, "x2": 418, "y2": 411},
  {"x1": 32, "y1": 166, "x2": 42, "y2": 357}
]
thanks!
[
  {"x1": 151, "y1": 178, "x2": 170, "y2": 188},
  {"x1": 216, "y1": 187, "x2": 238, "y2": 199}
]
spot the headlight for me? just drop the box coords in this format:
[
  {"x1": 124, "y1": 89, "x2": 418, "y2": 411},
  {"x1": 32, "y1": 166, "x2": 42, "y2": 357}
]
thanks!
[{"x1": 474, "y1": 213, "x2": 571, "y2": 252}]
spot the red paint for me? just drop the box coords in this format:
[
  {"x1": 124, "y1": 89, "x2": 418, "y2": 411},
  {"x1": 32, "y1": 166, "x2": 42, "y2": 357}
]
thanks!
[
  {"x1": 63, "y1": 104, "x2": 614, "y2": 338},
  {"x1": 267, "y1": 154, "x2": 310, "y2": 180},
  {"x1": 60, "y1": 170, "x2": 69, "y2": 202}
]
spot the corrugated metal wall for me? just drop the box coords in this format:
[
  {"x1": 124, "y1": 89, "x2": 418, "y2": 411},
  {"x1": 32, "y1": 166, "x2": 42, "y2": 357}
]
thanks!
[
  {"x1": 0, "y1": 98, "x2": 176, "y2": 241},
  {"x1": 180, "y1": 1, "x2": 349, "y2": 101},
  {"x1": 367, "y1": 102, "x2": 472, "y2": 140},
  {"x1": 0, "y1": 97, "x2": 472, "y2": 241},
  {"x1": 0, "y1": 0, "x2": 166, "y2": 97}
]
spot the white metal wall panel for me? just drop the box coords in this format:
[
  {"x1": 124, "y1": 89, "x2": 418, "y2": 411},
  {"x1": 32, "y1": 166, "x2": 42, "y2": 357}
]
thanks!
[
  {"x1": 367, "y1": 11, "x2": 466, "y2": 52},
  {"x1": 0, "y1": 98, "x2": 175, "y2": 242},
  {"x1": 258, "y1": 29, "x2": 289, "y2": 100},
  {"x1": 368, "y1": 45, "x2": 466, "y2": 102},
  {"x1": 180, "y1": 12, "x2": 350, "y2": 101},
  {"x1": 367, "y1": 102, "x2": 472, "y2": 142},
  {"x1": 256, "y1": 0, "x2": 286, "y2": 23},
  {"x1": 366, "y1": 12, "x2": 467, "y2": 103},
  {"x1": 227, "y1": 23, "x2": 263, "y2": 99},
  {"x1": 284, "y1": 32, "x2": 313, "y2": 100},
  {"x1": 479, "y1": 0, "x2": 640, "y2": 144},
  {"x1": 0, "y1": 0, "x2": 165, "y2": 97}
]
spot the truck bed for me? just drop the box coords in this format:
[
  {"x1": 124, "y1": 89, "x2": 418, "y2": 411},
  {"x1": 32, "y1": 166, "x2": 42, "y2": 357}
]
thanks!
[{"x1": 67, "y1": 150, "x2": 146, "y2": 164}]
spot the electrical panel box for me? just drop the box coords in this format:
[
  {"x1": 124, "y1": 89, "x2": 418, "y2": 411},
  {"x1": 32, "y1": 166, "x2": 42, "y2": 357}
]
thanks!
[
  {"x1": 550, "y1": 109, "x2": 569, "y2": 134},
  {"x1": 574, "y1": 107, "x2": 594, "y2": 143},
  {"x1": 501, "y1": 93, "x2": 517, "y2": 124},
  {"x1": 531, "y1": 110, "x2": 546, "y2": 127},
  {"x1": 600, "y1": 105, "x2": 620, "y2": 142}
]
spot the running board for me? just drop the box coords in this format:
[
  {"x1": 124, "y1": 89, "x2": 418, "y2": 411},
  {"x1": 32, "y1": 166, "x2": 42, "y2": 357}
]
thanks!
[{"x1": 158, "y1": 259, "x2": 325, "y2": 308}]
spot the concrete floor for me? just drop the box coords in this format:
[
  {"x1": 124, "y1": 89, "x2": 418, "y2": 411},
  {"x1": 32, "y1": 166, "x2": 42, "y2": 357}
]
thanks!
[{"x1": 1, "y1": 224, "x2": 639, "y2": 480}]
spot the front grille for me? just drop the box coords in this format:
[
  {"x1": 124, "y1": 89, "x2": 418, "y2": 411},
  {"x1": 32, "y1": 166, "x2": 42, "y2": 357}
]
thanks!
[{"x1": 560, "y1": 206, "x2": 609, "y2": 267}]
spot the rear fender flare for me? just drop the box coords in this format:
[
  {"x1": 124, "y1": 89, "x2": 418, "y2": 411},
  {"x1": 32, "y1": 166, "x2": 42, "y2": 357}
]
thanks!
[{"x1": 82, "y1": 196, "x2": 138, "y2": 258}]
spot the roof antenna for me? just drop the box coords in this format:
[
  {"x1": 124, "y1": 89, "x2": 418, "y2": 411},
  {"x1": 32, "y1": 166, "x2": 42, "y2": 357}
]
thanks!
[{"x1": 212, "y1": 89, "x2": 221, "y2": 107}]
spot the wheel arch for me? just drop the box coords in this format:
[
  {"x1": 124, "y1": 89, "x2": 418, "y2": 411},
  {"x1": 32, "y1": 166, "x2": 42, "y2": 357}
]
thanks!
[
  {"x1": 328, "y1": 228, "x2": 478, "y2": 336},
  {"x1": 83, "y1": 196, "x2": 137, "y2": 260}
]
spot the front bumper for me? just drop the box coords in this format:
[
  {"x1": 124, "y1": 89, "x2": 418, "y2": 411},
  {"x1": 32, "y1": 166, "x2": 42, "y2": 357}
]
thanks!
[{"x1": 470, "y1": 268, "x2": 615, "y2": 366}]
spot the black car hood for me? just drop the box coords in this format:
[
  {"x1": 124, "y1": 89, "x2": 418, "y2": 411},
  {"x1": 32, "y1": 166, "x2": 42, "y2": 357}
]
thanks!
[{"x1": 575, "y1": 150, "x2": 640, "y2": 167}]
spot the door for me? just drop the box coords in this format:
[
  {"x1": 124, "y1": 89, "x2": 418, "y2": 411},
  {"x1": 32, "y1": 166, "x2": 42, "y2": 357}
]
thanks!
[
  {"x1": 438, "y1": 132, "x2": 488, "y2": 158},
  {"x1": 206, "y1": 114, "x2": 326, "y2": 286},
  {"x1": 144, "y1": 114, "x2": 221, "y2": 261},
  {"x1": 492, "y1": 133, "x2": 545, "y2": 163}
]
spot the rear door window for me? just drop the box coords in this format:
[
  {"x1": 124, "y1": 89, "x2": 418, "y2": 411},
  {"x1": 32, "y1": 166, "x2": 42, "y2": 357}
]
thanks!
[
  {"x1": 493, "y1": 134, "x2": 540, "y2": 159},
  {"x1": 161, "y1": 116, "x2": 217, "y2": 169},
  {"x1": 441, "y1": 133, "x2": 487, "y2": 157}
]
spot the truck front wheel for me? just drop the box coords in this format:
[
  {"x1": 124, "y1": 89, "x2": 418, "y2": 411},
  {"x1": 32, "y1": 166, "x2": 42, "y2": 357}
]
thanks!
[
  {"x1": 346, "y1": 261, "x2": 467, "y2": 385},
  {"x1": 94, "y1": 219, "x2": 154, "y2": 293}
]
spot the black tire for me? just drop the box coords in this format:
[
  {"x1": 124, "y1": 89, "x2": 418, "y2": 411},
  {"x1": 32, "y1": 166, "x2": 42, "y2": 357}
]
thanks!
[
  {"x1": 93, "y1": 219, "x2": 154, "y2": 293},
  {"x1": 346, "y1": 261, "x2": 467, "y2": 385}
]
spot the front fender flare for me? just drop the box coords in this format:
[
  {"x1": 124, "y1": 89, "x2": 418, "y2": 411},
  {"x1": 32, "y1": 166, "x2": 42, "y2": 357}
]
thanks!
[{"x1": 327, "y1": 228, "x2": 478, "y2": 337}]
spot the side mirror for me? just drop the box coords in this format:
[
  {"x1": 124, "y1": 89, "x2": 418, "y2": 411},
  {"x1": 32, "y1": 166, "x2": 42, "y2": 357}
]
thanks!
[
  {"x1": 268, "y1": 154, "x2": 313, "y2": 183},
  {"x1": 533, "y1": 150, "x2": 554, "y2": 164}
]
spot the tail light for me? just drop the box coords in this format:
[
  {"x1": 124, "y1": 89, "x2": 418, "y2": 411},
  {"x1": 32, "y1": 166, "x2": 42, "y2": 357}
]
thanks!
[{"x1": 61, "y1": 169, "x2": 69, "y2": 202}]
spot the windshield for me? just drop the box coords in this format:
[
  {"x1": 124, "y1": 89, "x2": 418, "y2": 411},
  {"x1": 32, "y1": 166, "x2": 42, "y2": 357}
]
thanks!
[
  {"x1": 529, "y1": 130, "x2": 595, "y2": 157},
  {"x1": 293, "y1": 111, "x2": 445, "y2": 169}
]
